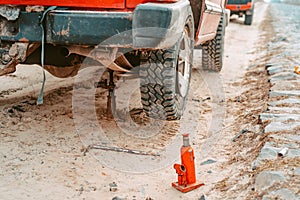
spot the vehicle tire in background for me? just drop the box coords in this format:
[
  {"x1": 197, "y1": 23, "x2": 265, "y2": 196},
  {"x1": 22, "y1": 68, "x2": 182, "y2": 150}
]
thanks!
[
  {"x1": 244, "y1": 13, "x2": 253, "y2": 25},
  {"x1": 202, "y1": 13, "x2": 225, "y2": 72},
  {"x1": 244, "y1": 9, "x2": 254, "y2": 25},
  {"x1": 139, "y1": 17, "x2": 194, "y2": 120}
]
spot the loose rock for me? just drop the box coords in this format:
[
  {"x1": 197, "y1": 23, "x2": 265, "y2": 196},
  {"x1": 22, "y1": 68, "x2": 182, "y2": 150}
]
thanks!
[
  {"x1": 112, "y1": 197, "x2": 124, "y2": 200},
  {"x1": 265, "y1": 121, "x2": 300, "y2": 133},
  {"x1": 262, "y1": 188, "x2": 298, "y2": 200},
  {"x1": 269, "y1": 90, "x2": 300, "y2": 97},
  {"x1": 287, "y1": 149, "x2": 300, "y2": 158},
  {"x1": 109, "y1": 182, "x2": 118, "y2": 192},
  {"x1": 257, "y1": 143, "x2": 278, "y2": 161},
  {"x1": 199, "y1": 194, "x2": 208, "y2": 200},
  {"x1": 200, "y1": 159, "x2": 217, "y2": 165},
  {"x1": 255, "y1": 171, "x2": 286, "y2": 192},
  {"x1": 294, "y1": 167, "x2": 300, "y2": 176}
]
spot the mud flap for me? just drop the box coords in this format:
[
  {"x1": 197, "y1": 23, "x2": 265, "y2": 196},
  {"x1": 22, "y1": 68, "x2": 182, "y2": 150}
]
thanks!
[{"x1": 36, "y1": 6, "x2": 57, "y2": 105}]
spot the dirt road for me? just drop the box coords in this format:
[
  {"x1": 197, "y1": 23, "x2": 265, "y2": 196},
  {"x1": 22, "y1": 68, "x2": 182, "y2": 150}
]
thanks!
[{"x1": 0, "y1": 1, "x2": 271, "y2": 199}]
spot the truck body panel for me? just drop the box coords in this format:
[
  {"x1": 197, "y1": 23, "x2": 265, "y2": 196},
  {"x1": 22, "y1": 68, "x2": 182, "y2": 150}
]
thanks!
[
  {"x1": 226, "y1": 0, "x2": 253, "y2": 12},
  {"x1": 0, "y1": 0, "x2": 125, "y2": 9}
]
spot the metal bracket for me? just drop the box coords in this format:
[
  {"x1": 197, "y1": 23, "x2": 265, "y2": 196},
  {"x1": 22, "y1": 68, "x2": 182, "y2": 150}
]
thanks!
[{"x1": 95, "y1": 69, "x2": 116, "y2": 119}]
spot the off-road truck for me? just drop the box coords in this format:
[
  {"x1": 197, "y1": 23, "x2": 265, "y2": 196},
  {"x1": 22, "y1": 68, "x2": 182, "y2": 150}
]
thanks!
[
  {"x1": 0, "y1": 0, "x2": 227, "y2": 120},
  {"x1": 226, "y1": 0, "x2": 254, "y2": 25}
]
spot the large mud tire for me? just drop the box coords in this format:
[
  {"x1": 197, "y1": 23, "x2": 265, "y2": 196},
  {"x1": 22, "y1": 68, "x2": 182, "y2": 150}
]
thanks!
[
  {"x1": 139, "y1": 17, "x2": 194, "y2": 120},
  {"x1": 202, "y1": 13, "x2": 225, "y2": 72}
]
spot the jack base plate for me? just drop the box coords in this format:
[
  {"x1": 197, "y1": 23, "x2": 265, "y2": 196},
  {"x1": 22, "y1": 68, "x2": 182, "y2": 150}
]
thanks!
[{"x1": 172, "y1": 181, "x2": 204, "y2": 193}]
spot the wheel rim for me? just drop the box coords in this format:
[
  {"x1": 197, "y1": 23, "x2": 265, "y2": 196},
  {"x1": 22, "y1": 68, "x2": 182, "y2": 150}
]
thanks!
[{"x1": 176, "y1": 27, "x2": 192, "y2": 98}]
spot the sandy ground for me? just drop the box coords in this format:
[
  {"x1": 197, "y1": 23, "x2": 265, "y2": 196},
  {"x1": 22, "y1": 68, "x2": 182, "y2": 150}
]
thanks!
[{"x1": 0, "y1": 1, "x2": 271, "y2": 199}]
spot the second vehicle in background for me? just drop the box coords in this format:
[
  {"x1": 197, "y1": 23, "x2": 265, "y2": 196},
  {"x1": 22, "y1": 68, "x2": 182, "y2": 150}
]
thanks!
[{"x1": 226, "y1": 0, "x2": 255, "y2": 25}]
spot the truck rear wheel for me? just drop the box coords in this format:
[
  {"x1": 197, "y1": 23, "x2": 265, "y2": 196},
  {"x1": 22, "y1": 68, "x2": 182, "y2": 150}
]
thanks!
[
  {"x1": 244, "y1": 14, "x2": 253, "y2": 25},
  {"x1": 244, "y1": 9, "x2": 254, "y2": 25},
  {"x1": 244, "y1": 4, "x2": 254, "y2": 25},
  {"x1": 139, "y1": 18, "x2": 194, "y2": 120},
  {"x1": 202, "y1": 13, "x2": 225, "y2": 72}
]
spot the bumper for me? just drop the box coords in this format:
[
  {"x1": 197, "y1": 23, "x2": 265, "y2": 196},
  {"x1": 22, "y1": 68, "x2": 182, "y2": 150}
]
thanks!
[
  {"x1": 132, "y1": 1, "x2": 191, "y2": 48},
  {"x1": 0, "y1": 1, "x2": 191, "y2": 49}
]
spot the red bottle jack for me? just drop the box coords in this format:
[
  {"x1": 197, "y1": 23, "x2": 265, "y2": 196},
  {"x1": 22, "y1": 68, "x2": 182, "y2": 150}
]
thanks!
[{"x1": 172, "y1": 133, "x2": 204, "y2": 193}]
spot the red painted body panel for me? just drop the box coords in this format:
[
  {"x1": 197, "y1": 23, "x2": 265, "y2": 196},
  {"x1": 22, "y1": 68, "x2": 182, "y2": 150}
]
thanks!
[
  {"x1": 226, "y1": 2, "x2": 252, "y2": 11},
  {"x1": 126, "y1": 0, "x2": 177, "y2": 8},
  {"x1": 0, "y1": 0, "x2": 178, "y2": 9},
  {"x1": 126, "y1": 0, "x2": 150, "y2": 8},
  {"x1": 0, "y1": 0, "x2": 125, "y2": 9}
]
